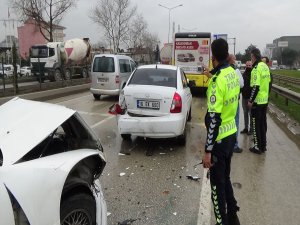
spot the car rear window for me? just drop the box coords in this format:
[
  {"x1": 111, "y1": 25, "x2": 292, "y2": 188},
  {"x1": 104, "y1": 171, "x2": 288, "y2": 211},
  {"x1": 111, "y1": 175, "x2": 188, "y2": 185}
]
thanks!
[
  {"x1": 129, "y1": 68, "x2": 177, "y2": 88},
  {"x1": 93, "y1": 56, "x2": 115, "y2": 73}
]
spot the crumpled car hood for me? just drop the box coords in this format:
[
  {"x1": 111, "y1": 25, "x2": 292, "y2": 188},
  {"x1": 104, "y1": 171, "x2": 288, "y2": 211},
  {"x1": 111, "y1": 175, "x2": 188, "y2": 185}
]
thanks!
[{"x1": 0, "y1": 97, "x2": 75, "y2": 166}]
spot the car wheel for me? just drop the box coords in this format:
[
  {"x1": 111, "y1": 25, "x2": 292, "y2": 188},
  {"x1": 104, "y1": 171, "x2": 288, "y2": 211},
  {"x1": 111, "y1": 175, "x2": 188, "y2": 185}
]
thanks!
[
  {"x1": 187, "y1": 107, "x2": 192, "y2": 122},
  {"x1": 60, "y1": 193, "x2": 95, "y2": 225},
  {"x1": 93, "y1": 94, "x2": 100, "y2": 100},
  {"x1": 54, "y1": 69, "x2": 62, "y2": 81},
  {"x1": 178, "y1": 122, "x2": 187, "y2": 146},
  {"x1": 26, "y1": 72, "x2": 29, "y2": 77},
  {"x1": 121, "y1": 134, "x2": 131, "y2": 140},
  {"x1": 65, "y1": 69, "x2": 71, "y2": 80}
]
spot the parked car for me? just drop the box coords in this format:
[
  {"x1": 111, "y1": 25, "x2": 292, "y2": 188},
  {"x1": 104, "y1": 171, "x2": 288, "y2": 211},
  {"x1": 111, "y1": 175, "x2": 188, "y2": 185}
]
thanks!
[
  {"x1": 114, "y1": 64, "x2": 192, "y2": 145},
  {"x1": 0, "y1": 97, "x2": 107, "y2": 225},
  {"x1": 20, "y1": 66, "x2": 32, "y2": 77},
  {"x1": 186, "y1": 53, "x2": 195, "y2": 62},
  {"x1": 0, "y1": 64, "x2": 20, "y2": 77},
  {"x1": 279, "y1": 65, "x2": 287, "y2": 69},
  {"x1": 90, "y1": 54, "x2": 137, "y2": 100}
]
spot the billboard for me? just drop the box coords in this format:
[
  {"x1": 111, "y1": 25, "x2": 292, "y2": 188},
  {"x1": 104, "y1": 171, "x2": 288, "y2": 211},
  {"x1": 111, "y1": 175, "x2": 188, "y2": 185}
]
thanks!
[
  {"x1": 174, "y1": 38, "x2": 210, "y2": 74},
  {"x1": 213, "y1": 34, "x2": 228, "y2": 41},
  {"x1": 278, "y1": 41, "x2": 288, "y2": 47}
]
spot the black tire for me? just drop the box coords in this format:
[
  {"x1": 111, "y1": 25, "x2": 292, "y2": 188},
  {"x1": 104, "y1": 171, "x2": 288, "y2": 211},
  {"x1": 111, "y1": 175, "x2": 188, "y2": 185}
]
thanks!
[
  {"x1": 54, "y1": 69, "x2": 62, "y2": 81},
  {"x1": 65, "y1": 69, "x2": 71, "y2": 80},
  {"x1": 178, "y1": 122, "x2": 187, "y2": 146},
  {"x1": 26, "y1": 72, "x2": 29, "y2": 77},
  {"x1": 93, "y1": 94, "x2": 100, "y2": 100},
  {"x1": 60, "y1": 193, "x2": 96, "y2": 225},
  {"x1": 82, "y1": 68, "x2": 88, "y2": 78},
  {"x1": 121, "y1": 134, "x2": 131, "y2": 140},
  {"x1": 187, "y1": 107, "x2": 192, "y2": 122}
]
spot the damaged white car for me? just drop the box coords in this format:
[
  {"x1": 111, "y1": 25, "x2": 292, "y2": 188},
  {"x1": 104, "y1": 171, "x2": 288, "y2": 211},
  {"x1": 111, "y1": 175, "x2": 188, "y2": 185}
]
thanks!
[
  {"x1": 112, "y1": 64, "x2": 192, "y2": 145},
  {"x1": 0, "y1": 98, "x2": 107, "y2": 225}
]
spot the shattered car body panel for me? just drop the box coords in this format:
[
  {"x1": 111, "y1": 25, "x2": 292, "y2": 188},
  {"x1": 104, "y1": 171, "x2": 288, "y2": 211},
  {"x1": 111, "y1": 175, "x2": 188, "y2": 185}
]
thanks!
[{"x1": 0, "y1": 98, "x2": 107, "y2": 225}]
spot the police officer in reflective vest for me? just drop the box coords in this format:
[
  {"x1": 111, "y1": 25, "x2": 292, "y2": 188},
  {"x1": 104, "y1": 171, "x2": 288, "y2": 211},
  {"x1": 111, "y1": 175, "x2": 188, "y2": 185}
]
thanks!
[
  {"x1": 248, "y1": 48, "x2": 271, "y2": 154},
  {"x1": 203, "y1": 38, "x2": 240, "y2": 225}
]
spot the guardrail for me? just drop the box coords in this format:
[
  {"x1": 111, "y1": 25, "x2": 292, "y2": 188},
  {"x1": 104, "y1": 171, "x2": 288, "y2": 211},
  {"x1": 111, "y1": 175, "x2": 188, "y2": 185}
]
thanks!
[{"x1": 271, "y1": 84, "x2": 300, "y2": 105}]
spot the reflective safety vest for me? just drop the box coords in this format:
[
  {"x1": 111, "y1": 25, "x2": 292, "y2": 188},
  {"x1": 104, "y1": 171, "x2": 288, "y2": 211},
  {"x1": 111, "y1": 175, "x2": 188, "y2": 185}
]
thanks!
[
  {"x1": 250, "y1": 62, "x2": 271, "y2": 104},
  {"x1": 207, "y1": 66, "x2": 240, "y2": 141}
]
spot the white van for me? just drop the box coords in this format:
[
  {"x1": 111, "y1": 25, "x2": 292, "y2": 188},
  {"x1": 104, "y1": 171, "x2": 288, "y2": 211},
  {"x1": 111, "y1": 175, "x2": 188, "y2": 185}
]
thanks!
[{"x1": 90, "y1": 54, "x2": 137, "y2": 100}]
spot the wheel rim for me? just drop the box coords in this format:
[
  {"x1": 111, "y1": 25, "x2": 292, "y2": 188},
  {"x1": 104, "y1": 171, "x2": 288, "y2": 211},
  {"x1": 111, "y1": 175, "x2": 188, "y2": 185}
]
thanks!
[
  {"x1": 82, "y1": 69, "x2": 87, "y2": 78},
  {"x1": 55, "y1": 70, "x2": 61, "y2": 81},
  {"x1": 61, "y1": 209, "x2": 91, "y2": 225},
  {"x1": 65, "y1": 70, "x2": 71, "y2": 80}
]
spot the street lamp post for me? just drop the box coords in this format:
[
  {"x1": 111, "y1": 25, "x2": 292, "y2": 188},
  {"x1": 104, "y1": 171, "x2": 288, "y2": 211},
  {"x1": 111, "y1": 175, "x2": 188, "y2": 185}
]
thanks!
[{"x1": 158, "y1": 4, "x2": 183, "y2": 43}]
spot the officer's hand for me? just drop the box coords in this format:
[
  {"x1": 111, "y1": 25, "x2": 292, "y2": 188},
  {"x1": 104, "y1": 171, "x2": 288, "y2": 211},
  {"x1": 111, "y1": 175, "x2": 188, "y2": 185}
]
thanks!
[
  {"x1": 247, "y1": 101, "x2": 253, "y2": 109},
  {"x1": 203, "y1": 152, "x2": 212, "y2": 168},
  {"x1": 203, "y1": 67, "x2": 212, "y2": 78}
]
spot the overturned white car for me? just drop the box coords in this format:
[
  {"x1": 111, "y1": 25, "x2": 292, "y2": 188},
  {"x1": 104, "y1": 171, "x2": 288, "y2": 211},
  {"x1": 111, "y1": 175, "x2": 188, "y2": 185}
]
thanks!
[{"x1": 0, "y1": 98, "x2": 107, "y2": 225}]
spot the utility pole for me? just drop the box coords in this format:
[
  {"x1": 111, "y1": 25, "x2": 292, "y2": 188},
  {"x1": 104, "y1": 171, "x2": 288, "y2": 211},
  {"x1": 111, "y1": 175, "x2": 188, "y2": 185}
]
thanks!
[{"x1": 158, "y1": 4, "x2": 183, "y2": 43}]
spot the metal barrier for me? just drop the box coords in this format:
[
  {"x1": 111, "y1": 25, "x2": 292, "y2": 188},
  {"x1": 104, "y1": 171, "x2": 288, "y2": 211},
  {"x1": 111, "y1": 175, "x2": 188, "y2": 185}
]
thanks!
[{"x1": 271, "y1": 84, "x2": 300, "y2": 105}]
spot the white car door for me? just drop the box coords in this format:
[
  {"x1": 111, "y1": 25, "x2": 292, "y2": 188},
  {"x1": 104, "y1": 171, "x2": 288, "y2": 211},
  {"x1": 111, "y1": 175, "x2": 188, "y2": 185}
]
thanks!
[{"x1": 180, "y1": 69, "x2": 192, "y2": 118}]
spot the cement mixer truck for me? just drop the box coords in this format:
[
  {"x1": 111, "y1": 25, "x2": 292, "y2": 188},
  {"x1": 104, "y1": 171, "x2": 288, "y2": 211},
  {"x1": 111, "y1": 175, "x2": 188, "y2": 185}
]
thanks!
[{"x1": 30, "y1": 38, "x2": 92, "y2": 82}]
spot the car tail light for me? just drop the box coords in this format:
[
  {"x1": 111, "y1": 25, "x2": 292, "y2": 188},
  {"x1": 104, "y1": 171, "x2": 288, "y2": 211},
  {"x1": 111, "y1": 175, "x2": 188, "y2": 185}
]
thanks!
[
  {"x1": 170, "y1": 92, "x2": 182, "y2": 113},
  {"x1": 109, "y1": 103, "x2": 122, "y2": 115},
  {"x1": 115, "y1": 75, "x2": 120, "y2": 84}
]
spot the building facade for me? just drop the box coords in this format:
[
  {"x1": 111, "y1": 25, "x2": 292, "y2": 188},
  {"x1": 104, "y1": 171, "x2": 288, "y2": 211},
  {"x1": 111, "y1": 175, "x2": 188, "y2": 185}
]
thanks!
[{"x1": 17, "y1": 18, "x2": 65, "y2": 59}]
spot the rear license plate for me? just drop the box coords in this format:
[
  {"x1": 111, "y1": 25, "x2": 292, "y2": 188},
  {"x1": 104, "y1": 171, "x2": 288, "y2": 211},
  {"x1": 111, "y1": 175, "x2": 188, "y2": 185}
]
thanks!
[
  {"x1": 137, "y1": 100, "x2": 160, "y2": 110},
  {"x1": 97, "y1": 77, "x2": 108, "y2": 83}
]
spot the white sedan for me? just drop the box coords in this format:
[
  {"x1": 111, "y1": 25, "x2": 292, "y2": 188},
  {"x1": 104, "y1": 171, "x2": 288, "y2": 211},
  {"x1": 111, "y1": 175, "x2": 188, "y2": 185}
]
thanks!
[
  {"x1": 115, "y1": 64, "x2": 192, "y2": 145},
  {"x1": 20, "y1": 66, "x2": 32, "y2": 77},
  {"x1": 0, "y1": 98, "x2": 107, "y2": 225}
]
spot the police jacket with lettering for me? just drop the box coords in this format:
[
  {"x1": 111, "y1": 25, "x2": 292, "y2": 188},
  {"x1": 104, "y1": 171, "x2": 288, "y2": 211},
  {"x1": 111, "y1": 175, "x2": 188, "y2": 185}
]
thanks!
[
  {"x1": 205, "y1": 63, "x2": 240, "y2": 152},
  {"x1": 249, "y1": 61, "x2": 271, "y2": 105}
]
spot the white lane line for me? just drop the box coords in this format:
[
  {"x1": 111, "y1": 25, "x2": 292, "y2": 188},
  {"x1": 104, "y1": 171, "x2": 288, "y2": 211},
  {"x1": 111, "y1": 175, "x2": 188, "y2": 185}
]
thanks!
[
  {"x1": 197, "y1": 168, "x2": 212, "y2": 225},
  {"x1": 91, "y1": 115, "x2": 115, "y2": 128},
  {"x1": 78, "y1": 111, "x2": 110, "y2": 117}
]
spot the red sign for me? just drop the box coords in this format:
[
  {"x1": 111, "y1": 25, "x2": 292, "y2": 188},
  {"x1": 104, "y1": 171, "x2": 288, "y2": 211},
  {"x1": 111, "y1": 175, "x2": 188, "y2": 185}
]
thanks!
[{"x1": 175, "y1": 41, "x2": 199, "y2": 50}]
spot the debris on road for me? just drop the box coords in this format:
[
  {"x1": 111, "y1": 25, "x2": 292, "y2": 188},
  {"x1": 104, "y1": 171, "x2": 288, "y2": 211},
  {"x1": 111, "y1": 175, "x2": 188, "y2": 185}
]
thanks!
[
  {"x1": 173, "y1": 212, "x2": 177, "y2": 216},
  {"x1": 159, "y1": 152, "x2": 166, "y2": 155},
  {"x1": 186, "y1": 175, "x2": 201, "y2": 181},
  {"x1": 119, "y1": 153, "x2": 126, "y2": 156},
  {"x1": 107, "y1": 212, "x2": 111, "y2": 216},
  {"x1": 118, "y1": 219, "x2": 137, "y2": 225},
  {"x1": 163, "y1": 190, "x2": 170, "y2": 195},
  {"x1": 120, "y1": 172, "x2": 126, "y2": 177}
]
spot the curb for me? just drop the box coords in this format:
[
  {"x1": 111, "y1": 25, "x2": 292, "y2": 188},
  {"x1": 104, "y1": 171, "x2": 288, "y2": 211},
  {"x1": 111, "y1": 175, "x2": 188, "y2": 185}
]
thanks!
[{"x1": 0, "y1": 83, "x2": 90, "y2": 105}]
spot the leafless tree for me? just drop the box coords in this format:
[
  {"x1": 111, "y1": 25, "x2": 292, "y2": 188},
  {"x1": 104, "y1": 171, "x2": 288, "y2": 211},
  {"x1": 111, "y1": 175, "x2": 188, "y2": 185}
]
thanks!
[
  {"x1": 12, "y1": 0, "x2": 77, "y2": 42},
  {"x1": 90, "y1": 0, "x2": 137, "y2": 53},
  {"x1": 123, "y1": 14, "x2": 148, "y2": 49}
]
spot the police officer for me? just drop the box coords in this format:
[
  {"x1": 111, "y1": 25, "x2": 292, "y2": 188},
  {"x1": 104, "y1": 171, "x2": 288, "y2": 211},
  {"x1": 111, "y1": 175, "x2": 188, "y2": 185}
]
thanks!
[
  {"x1": 203, "y1": 38, "x2": 240, "y2": 225},
  {"x1": 248, "y1": 48, "x2": 271, "y2": 154}
]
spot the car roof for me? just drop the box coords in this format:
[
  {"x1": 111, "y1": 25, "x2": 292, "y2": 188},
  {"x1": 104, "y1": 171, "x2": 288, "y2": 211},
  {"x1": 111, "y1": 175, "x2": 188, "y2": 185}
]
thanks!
[
  {"x1": 94, "y1": 54, "x2": 133, "y2": 60},
  {"x1": 137, "y1": 64, "x2": 178, "y2": 70},
  {"x1": 0, "y1": 98, "x2": 75, "y2": 166}
]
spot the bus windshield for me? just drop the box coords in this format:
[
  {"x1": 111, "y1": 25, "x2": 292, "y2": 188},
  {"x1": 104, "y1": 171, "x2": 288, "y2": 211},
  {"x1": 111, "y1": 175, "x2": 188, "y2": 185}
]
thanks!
[{"x1": 30, "y1": 46, "x2": 49, "y2": 58}]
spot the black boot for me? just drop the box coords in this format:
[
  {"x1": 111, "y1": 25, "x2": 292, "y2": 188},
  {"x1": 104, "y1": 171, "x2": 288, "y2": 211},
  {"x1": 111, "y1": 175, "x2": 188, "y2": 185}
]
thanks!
[{"x1": 228, "y1": 212, "x2": 240, "y2": 225}]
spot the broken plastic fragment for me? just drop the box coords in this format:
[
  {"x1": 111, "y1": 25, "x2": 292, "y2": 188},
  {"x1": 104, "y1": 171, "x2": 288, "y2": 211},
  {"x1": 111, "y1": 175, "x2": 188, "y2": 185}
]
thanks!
[
  {"x1": 126, "y1": 167, "x2": 130, "y2": 170},
  {"x1": 120, "y1": 173, "x2": 126, "y2": 177},
  {"x1": 186, "y1": 175, "x2": 201, "y2": 181},
  {"x1": 173, "y1": 212, "x2": 177, "y2": 216},
  {"x1": 107, "y1": 212, "x2": 112, "y2": 216},
  {"x1": 159, "y1": 153, "x2": 166, "y2": 155},
  {"x1": 118, "y1": 218, "x2": 137, "y2": 225},
  {"x1": 119, "y1": 153, "x2": 126, "y2": 156}
]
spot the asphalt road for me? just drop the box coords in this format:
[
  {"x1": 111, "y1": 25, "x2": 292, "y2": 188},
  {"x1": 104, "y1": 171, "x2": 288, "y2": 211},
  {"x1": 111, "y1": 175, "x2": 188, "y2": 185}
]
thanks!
[{"x1": 47, "y1": 91, "x2": 300, "y2": 225}]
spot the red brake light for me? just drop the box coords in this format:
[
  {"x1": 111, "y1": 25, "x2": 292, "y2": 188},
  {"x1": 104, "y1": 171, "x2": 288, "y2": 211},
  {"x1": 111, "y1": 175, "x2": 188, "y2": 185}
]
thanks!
[
  {"x1": 108, "y1": 103, "x2": 122, "y2": 115},
  {"x1": 115, "y1": 75, "x2": 120, "y2": 84},
  {"x1": 170, "y1": 92, "x2": 182, "y2": 113}
]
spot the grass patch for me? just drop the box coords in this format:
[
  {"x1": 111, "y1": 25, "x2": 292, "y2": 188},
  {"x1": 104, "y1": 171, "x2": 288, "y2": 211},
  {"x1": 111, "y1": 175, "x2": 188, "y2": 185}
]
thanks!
[
  {"x1": 271, "y1": 69, "x2": 300, "y2": 78},
  {"x1": 269, "y1": 91, "x2": 300, "y2": 123}
]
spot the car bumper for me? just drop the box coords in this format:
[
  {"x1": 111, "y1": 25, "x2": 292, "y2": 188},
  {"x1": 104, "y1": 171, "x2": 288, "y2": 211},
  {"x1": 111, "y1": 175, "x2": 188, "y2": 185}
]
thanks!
[
  {"x1": 118, "y1": 113, "x2": 186, "y2": 138},
  {"x1": 90, "y1": 88, "x2": 120, "y2": 96}
]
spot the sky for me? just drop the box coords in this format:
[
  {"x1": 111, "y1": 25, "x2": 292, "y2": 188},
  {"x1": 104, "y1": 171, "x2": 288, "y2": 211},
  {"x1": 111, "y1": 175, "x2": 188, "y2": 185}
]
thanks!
[{"x1": 1, "y1": 0, "x2": 300, "y2": 54}]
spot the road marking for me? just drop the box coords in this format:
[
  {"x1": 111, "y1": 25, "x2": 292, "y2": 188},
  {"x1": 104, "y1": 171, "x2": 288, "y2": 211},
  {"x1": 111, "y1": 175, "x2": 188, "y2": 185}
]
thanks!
[
  {"x1": 91, "y1": 115, "x2": 115, "y2": 128},
  {"x1": 78, "y1": 111, "x2": 110, "y2": 117},
  {"x1": 197, "y1": 168, "x2": 212, "y2": 225}
]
